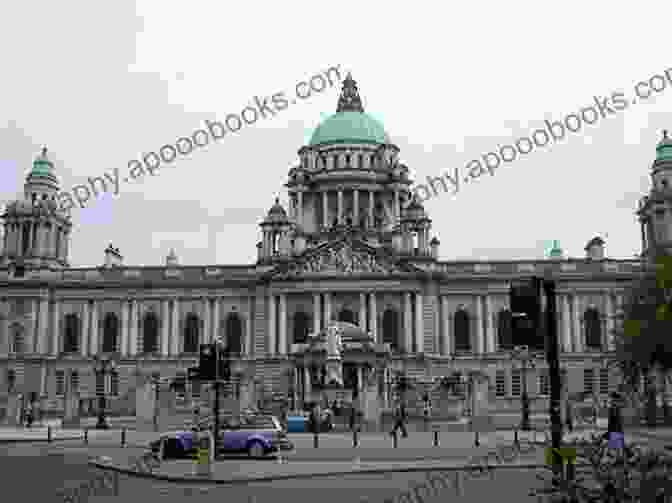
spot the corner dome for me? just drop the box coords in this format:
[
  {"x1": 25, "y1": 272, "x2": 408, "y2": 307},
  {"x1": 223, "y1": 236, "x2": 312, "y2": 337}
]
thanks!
[
  {"x1": 307, "y1": 73, "x2": 390, "y2": 147},
  {"x1": 31, "y1": 147, "x2": 54, "y2": 176},
  {"x1": 656, "y1": 130, "x2": 672, "y2": 161}
]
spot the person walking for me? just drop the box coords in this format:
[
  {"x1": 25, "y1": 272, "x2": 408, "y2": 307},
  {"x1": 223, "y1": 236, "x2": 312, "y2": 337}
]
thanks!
[{"x1": 390, "y1": 400, "x2": 408, "y2": 438}]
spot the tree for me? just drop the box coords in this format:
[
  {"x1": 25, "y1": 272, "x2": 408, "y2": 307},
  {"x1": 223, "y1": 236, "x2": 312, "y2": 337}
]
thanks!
[{"x1": 611, "y1": 248, "x2": 672, "y2": 427}]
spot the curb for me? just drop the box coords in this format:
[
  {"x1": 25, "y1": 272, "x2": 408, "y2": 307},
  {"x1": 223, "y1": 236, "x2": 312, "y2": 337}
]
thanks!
[{"x1": 0, "y1": 435, "x2": 83, "y2": 444}]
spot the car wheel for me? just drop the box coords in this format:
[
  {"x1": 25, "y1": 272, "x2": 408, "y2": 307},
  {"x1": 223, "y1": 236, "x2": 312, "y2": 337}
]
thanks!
[{"x1": 248, "y1": 441, "x2": 265, "y2": 458}]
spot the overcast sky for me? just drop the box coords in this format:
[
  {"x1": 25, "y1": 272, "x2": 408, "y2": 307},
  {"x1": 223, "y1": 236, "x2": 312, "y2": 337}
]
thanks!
[{"x1": 1, "y1": 1, "x2": 670, "y2": 267}]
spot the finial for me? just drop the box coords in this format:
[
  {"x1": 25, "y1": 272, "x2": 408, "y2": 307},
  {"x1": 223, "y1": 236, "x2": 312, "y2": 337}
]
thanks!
[
  {"x1": 664, "y1": 130, "x2": 669, "y2": 140},
  {"x1": 41, "y1": 146, "x2": 48, "y2": 156},
  {"x1": 275, "y1": 196, "x2": 280, "y2": 204}
]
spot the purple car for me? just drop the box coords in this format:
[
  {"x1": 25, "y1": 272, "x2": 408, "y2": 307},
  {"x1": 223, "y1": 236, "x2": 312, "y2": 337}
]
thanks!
[{"x1": 152, "y1": 414, "x2": 293, "y2": 459}]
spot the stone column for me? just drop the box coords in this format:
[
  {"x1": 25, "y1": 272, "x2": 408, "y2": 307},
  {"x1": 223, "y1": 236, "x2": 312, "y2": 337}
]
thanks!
[
  {"x1": 357, "y1": 366, "x2": 364, "y2": 392},
  {"x1": 441, "y1": 296, "x2": 450, "y2": 356},
  {"x1": 322, "y1": 191, "x2": 328, "y2": 227},
  {"x1": 359, "y1": 293, "x2": 367, "y2": 331},
  {"x1": 324, "y1": 292, "x2": 332, "y2": 325},
  {"x1": 203, "y1": 297, "x2": 211, "y2": 345},
  {"x1": 246, "y1": 296, "x2": 253, "y2": 356},
  {"x1": 81, "y1": 300, "x2": 90, "y2": 357},
  {"x1": 297, "y1": 190, "x2": 303, "y2": 228},
  {"x1": 605, "y1": 291, "x2": 615, "y2": 351},
  {"x1": 212, "y1": 297, "x2": 220, "y2": 343},
  {"x1": 313, "y1": 293, "x2": 321, "y2": 333},
  {"x1": 160, "y1": 298, "x2": 170, "y2": 356},
  {"x1": 267, "y1": 295, "x2": 276, "y2": 356},
  {"x1": 24, "y1": 299, "x2": 37, "y2": 353},
  {"x1": 337, "y1": 190, "x2": 343, "y2": 224},
  {"x1": 120, "y1": 299, "x2": 129, "y2": 356},
  {"x1": 476, "y1": 295, "x2": 485, "y2": 354},
  {"x1": 572, "y1": 294, "x2": 582, "y2": 353},
  {"x1": 485, "y1": 296, "x2": 495, "y2": 353},
  {"x1": 89, "y1": 300, "x2": 99, "y2": 355},
  {"x1": 369, "y1": 292, "x2": 378, "y2": 343},
  {"x1": 279, "y1": 293, "x2": 287, "y2": 355},
  {"x1": 404, "y1": 292, "x2": 412, "y2": 352},
  {"x1": 50, "y1": 299, "x2": 61, "y2": 355},
  {"x1": 415, "y1": 293, "x2": 423, "y2": 353},
  {"x1": 129, "y1": 299, "x2": 138, "y2": 356},
  {"x1": 353, "y1": 189, "x2": 359, "y2": 223},
  {"x1": 561, "y1": 294, "x2": 572, "y2": 352},
  {"x1": 37, "y1": 297, "x2": 49, "y2": 354},
  {"x1": 304, "y1": 366, "x2": 311, "y2": 396},
  {"x1": 394, "y1": 190, "x2": 400, "y2": 224},
  {"x1": 170, "y1": 298, "x2": 180, "y2": 355},
  {"x1": 368, "y1": 191, "x2": 375, "y2": 227}
]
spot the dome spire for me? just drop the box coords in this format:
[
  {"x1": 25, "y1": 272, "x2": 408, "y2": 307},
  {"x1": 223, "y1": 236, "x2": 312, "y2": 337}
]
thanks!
[{"x1": 336, "y1": 73, "x2": 364, "y2": 113}]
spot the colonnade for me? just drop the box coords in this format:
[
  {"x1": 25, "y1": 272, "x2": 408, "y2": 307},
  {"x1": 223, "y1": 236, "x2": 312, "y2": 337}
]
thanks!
[{"x1": 2, "y1": 219, "x2": 69, "y2": 260}]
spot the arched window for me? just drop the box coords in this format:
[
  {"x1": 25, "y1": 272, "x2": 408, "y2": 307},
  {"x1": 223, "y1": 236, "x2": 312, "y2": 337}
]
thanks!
[
  {"x1": 338, "y1": 308, "x2": 357, "y2": 324},
  {"x1": 293, "y1": 312, "x2": 310, "y2": 344},
  {"x1": 382, "y1": 309, "x2": 400, "y2": 351},
  {"x1": 497, "y1": 309, "x2": 513, "y2": 351},
  {"x1": 63, "y1": 314, "x2": 80, "y2": 353},
  {"x1": 454, "y1": 309, "x2": 471, "y2": 352},
  {"x1": 10, "y1": 324, "x2": 24, "y2": 354},
  {"x1": 183, "y1": 313, "x2": 199, "y2": 354},
  {"x1": 225, "y1": 313, "x2": 243, "y2": 354},
  {"x1": 102, "y1": 313, "x2": 119, "y2": 353},
  {"x1": 584, "y1": 308, "x2": 602, "y2": 349},
  {"x1": 141, "y1": 312, "x2": 159, "y2": 354}
]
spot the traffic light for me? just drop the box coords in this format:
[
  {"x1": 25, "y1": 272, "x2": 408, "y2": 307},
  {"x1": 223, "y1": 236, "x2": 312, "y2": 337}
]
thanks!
[
  {"x1": 198, "y1": 344, "x2": 217, "y2": 380},
  {"x1": 509, "y1": 278, "x2": 542, "y2": 349}
]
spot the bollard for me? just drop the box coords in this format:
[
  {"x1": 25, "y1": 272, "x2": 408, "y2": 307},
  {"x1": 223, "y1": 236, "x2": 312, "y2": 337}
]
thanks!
[
  {"x1": 392, "y1": 430, "x2": 398, "y2": 448},
  {"x1": 84, "y1": 428, "x2": 88, "y2": 445},
  {"x1": 474, "y1": 431, "x2": 480, "y2": 447},
  {"x1": 121, "y1": 428, "x2": 126, "y2": 447},
  {"x1": 313, "y1": 432, "x2": 319, "y2": 448},
  {"x1": 433, "y1": 430, "x2": 439, "y2": 447},
  {"x1": 47, "y1": 425, "x2": 52, "y2": 443},
  {"x1": 353, "y1": 429, "x2": 359, "y2": 448}
]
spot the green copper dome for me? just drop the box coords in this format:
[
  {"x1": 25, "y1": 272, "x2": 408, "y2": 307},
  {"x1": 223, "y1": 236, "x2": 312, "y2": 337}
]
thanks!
[
  {"x1": 31, "y1": 147, "x2": 54, "y2": 175},
  {"x1": 656, "y1": 130, "x2": 672, "y2": 161},
  {"x1": 309, "y1": 111, "x2": 389, "y2": 146},
  {"x1": 308, "y1": 73, "x2": 389, "y2": 146}
]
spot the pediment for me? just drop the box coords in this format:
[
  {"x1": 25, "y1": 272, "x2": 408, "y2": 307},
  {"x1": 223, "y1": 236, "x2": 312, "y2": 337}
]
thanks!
[{"x1": 271, "y1": 238, "x2": 414, "y2": 278}]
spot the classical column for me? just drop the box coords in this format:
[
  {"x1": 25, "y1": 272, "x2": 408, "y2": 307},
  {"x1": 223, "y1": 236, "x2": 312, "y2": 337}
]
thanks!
[
  {"x1": 561, "y1": 294, "x2": 572, "y2": 352},
  {"x1": 89, "y1": 300, "x2": 99, "y2": 355},
  {"x1": 246, "y1": 296, "x2": 253, "y2": 356},
  {"x1": 170, "y1": 298, "x2": 180, "y2": 355},
  {"x1": 369, "y1": 292, "x2": 378, "y2": 343},
  {"x1": 297, "y1": 190, "x2": 303, "y2": 228},
  {"x1": 267, "y1": 294, "x2": 276, "y2": 356},
  {"x1": 37, "y1": 297, "x2": 49, "y2": 354},
  {"x1": 25, "y1": 299, "x2": 37, "y2": 353},
  {"x1": 415, "y1": 293, "x2": 424, "y2": 353},
  {"x1": 313, "y1": 293, "x2": 321, "y2": 333},
  {"x1": 475, "y1": 295, "x2": 485, "y2": 354},
  {"x1": 324, "y1": 292, "x2": 332, "y2": 325},
  {"x1": 357, "y1": 366, "x2": 364, "y2": 392},
  {"x1": 304, "y1": 366, "x2": 311, "y2": 396},
  {"x1": 404, "y1": 292, "x2": 412, "y2": 352},
  {"x1": 337, "y1": 190, "x2": 343, "y2": 224},
  {"x1": 51, "y1": 299, "x2": 61, "y2": 355},
  {"x1": 359, "y1": 293, "x2": 367, "y2": 331},
  {"x1": 203, "y1": 297, "x2": 211, "y2": 345},
  {"x1": 485, "y1": 296, "x2": 495, "y2": 353},
  {"x1": 279, "y1": 293, "x2": 287, "y2": 355},
  {"x1": 322, "y1": 191, "x2": 328, "y2": 227},
  {"x1": 120, "y1": 299, "x2": 129, "y2": 356},
  {"x1": 353, "y1": 189, "x2": 359, "y2": 223},
  {"x1": 572, "y1": 294, "x2": 582, "y2": 353},
  {"x1": 368, "y1": 191, "x2": 375, "y2": 227},
  {"x1": 81, "y1": 300, "x2": 90, "y2": 357},
  {"x1": 212, "y1": 297, "x2": 220, "y2": 343},
  {"x1": 441, "y1": 296, "x2": 450, "y2": 356},
  {"x1": 394, "y1": 190, "x2": 400, "y2": 224},
  {"x1": 160, "y1": 298, "x2": 170, "y2": 356},
  {"x1": 128, "y1": 299, "x2": 138, "y2": 356},
  {"x1": 605, "y1": 291, "x2": 615, "y2": 351}
]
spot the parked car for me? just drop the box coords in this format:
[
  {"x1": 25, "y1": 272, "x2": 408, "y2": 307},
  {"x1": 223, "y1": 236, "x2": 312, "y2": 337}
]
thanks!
[{"x1": 151, "y1": 413, "x2": 293, "y2": 459}]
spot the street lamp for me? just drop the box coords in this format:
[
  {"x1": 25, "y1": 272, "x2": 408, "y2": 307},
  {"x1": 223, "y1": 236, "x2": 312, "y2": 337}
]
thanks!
[
  {"x1": 151, "y1": 372, "x2": 161, "y2": 432},
  {"x1": 93, "y1": 356, "x2": 116, "y2": 430},
  {"x1": 510, "y1": 345, "x2": 539, "y2": 431}
]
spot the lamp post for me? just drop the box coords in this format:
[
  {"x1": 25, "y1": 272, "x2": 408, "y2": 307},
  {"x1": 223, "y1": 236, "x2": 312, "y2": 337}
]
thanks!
[
  {"x1": 511, "y1": 345, "x2": 538, "y2": 431},
  {"x1": 93, "y1": 356, "x2": 116, "y2": 430},
  {"x1": 152, "y1": 373, "x2": 160, "y2": 432}
]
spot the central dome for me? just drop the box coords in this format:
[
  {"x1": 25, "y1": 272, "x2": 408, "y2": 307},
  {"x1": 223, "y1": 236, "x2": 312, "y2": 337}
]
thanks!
[
  {"x1": 308, "y1": 73, "x2": 389, "y2": 147},
  {"x1": 309, "y1": 111, "x2": 389, "y2": 146}
]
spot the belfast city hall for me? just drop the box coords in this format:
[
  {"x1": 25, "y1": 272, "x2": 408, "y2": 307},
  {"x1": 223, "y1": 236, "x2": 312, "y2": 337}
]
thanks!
[{"x1": 1, "y1": 74, "x2": 670, "y2": 421}]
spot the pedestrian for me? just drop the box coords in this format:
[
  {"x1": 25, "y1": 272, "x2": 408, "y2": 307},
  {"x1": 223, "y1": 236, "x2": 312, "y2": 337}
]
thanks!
[
  {"x1": 390, "y1": 401, "x2": 408, "y2": 438},
  {"x1": 565, "y1": 398, "x2": 574, "y2": 433}
]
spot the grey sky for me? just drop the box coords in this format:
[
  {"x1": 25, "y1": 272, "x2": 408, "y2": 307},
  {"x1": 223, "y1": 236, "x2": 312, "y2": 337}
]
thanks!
[{"x1": 1, "y1": 1, "x2": 669, "y2": 267}]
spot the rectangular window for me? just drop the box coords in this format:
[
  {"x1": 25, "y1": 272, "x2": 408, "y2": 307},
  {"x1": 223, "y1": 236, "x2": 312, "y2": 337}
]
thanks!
[
  {"x1": 70, "y1": 371, "x2": 79, "y2": 393},
  {"x1": 538, "y1": 370, "x2": 550, "y2": 396},
  {"x1": 495, "y1": 370, "x2": 506, "y2": 397},
  {"x1": 55, "y1": 370, "x2": 65, "y2": 397},
  {"x1": 511, "y1": 369, "x2": 522, "y2": 397},
  {"x1": 583, "y1": 368, "x2": 595, "y2": 395},
  {"x1": 599, "y1": 368, "x2": 610, "y2": 395},
  {"x1": 110, "y1": 371, "x2": 119, "y2": 397},
  {"x1": 95, "y1": 372, "x2": 105, "y2": 396}
]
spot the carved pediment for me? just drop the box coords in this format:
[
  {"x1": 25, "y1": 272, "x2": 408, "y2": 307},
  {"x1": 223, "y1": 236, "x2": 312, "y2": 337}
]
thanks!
[{"x1": 276, "y1": 241, "x2": 402, "y2": 277}]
